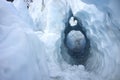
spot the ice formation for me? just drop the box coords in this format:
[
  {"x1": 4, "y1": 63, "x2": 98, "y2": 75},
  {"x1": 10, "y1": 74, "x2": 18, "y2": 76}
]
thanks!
[
  {"x1": 66, "y1": 30, "x2": 86, "y2": 52},
  {"x1": 0, "y1": 0, "x2": 120, "y2": 80},
  {"x1": 69, "y1": 17, "x2": 78, "y2": 27}
]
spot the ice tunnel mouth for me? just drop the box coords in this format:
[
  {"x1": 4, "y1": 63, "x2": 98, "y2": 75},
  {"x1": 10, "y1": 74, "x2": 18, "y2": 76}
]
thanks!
[
  {"x1": 6, "y1": 0, "x2": 14, "y2": 2},
  {"x1": 61, "y1": 16, "x2": 90, "y2": 65}
]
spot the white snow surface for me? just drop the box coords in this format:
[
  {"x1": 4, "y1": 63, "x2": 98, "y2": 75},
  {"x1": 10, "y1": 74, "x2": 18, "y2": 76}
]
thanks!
[{"x1": 0, "y1": 1, "x2": 49, "y2": 80}]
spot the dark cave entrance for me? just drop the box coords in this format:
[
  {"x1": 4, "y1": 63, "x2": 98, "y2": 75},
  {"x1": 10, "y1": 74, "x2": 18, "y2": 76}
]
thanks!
[
  {"x1": 61, "y1": 13, "x2": 90, "y2": 65},
  {"x1": 6, "y1": 0, "x2": 14, "y2": 2}
]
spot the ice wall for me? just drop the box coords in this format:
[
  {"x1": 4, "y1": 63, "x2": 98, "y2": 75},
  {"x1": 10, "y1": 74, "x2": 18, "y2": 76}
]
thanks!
[
  {"x1": 30, "y1": 0, "x2": 120, "y2": 80},
  {"x1": 13, "y1": 0, "x2": 35, "y2": 29},
  {"x1": 1, "y1": 0, "x2": 120, "y2": 80},
  {"x1": 0, "y1": 1, "x2": 49, "y2": 80}
]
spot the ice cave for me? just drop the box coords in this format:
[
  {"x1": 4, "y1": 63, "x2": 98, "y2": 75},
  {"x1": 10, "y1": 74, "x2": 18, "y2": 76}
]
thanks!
[{"x1": 0, "y1": 0, "x2": 120, "y2": 80}]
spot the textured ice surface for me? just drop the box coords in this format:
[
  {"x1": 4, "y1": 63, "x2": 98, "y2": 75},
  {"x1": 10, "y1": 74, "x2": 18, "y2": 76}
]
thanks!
[
  {"x1": 1, "y1": 0, "x2": 120, "y2": 80},
  {"x1": 66, "y1": 30, "x2": 86, "y2": 52},
  {"x1": 32, "y1": 0, "x2": 120, "y2": 80},
  {"x1": 0, "y1": 1, "x2": 49, "y2": 80}
]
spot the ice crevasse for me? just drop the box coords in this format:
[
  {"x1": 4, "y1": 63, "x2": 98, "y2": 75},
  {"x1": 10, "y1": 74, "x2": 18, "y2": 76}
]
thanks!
[{"x1": 1, "y1": 0, "x2": 120, "y2": 80}]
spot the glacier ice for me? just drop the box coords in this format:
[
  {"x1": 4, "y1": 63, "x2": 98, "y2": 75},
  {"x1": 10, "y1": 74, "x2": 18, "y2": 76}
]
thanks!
[
  {"x1": 69, "y1": 17, "x2": 78, "y2": 27},
  {"x1": 1, "y1": 0, "x2": 120, "y2": 80},
  {"x1": 30, "y1": 0, "x2": 120, "y2": 80},
  {"x1": 66, "y1": 30, "x2": 86, "y2": 52},
  {"x1": 0, "y1": 0, "x2": 49, "y2": 80}
]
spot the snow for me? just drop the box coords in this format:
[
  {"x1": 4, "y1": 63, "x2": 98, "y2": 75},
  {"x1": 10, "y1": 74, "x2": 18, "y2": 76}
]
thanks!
[
  {"x1": 0, "y1": 1, "x2": 49, "y2": 80},
  {"x1": 69, "y1": 17, "x2": 78, "y2": 27},
  {"x1": 13, "y1": 0, "x2": 35, "y2": 29}
]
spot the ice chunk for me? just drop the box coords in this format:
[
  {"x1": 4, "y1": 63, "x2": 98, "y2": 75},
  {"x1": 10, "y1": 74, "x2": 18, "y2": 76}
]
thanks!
[
  {"x1": 69, "y1": 16, "x2": 78, "y2": 27},
  {"x1": 66, "y1": 30, "x2": 86, "y2": 52}
]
